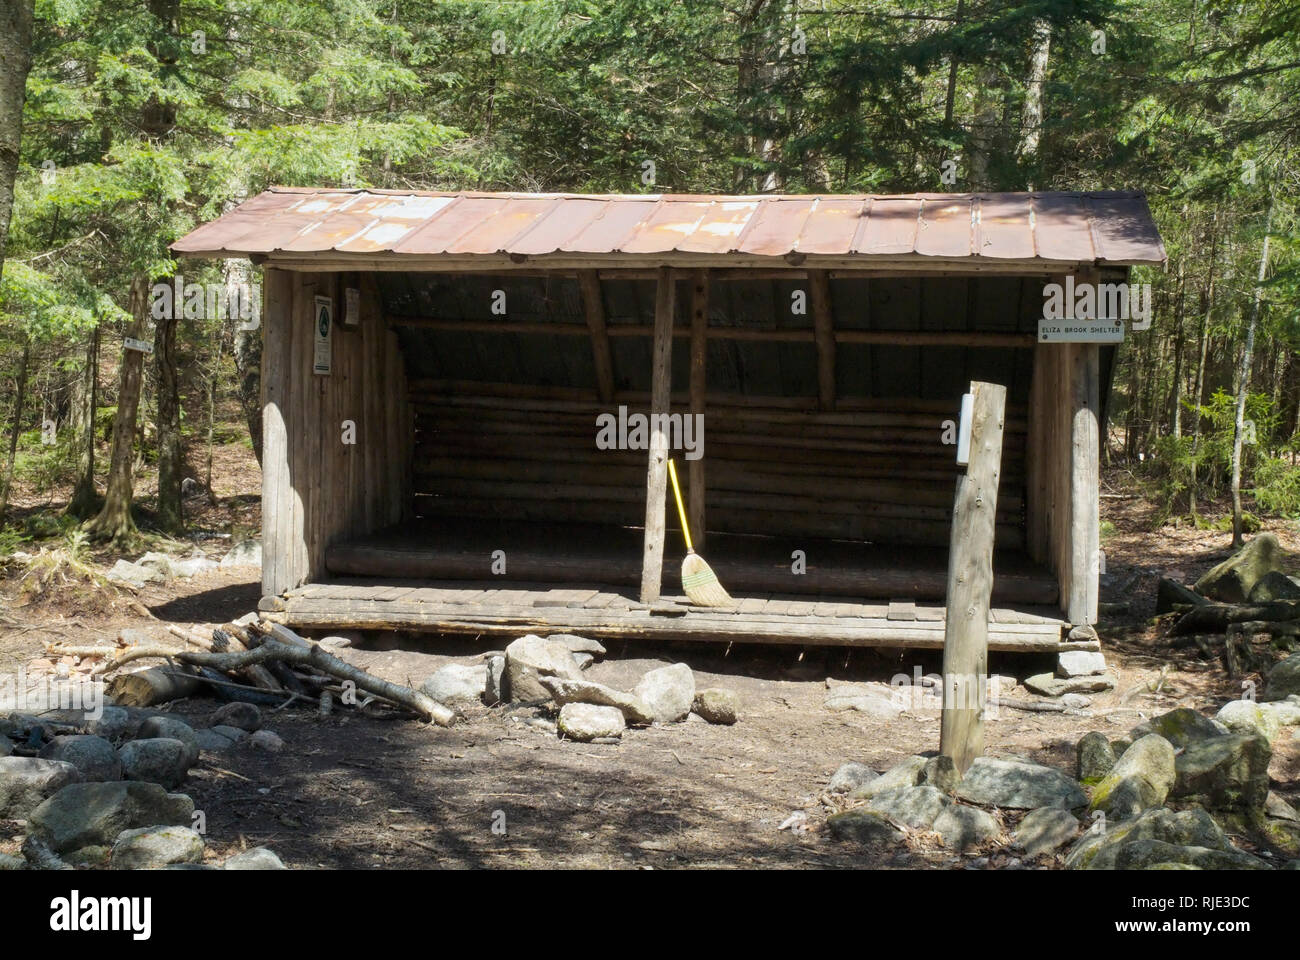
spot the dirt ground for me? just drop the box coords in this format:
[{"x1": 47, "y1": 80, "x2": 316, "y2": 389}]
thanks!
[{"x1": 2, "y1": 465, "x2": 1299, "y2": 869}]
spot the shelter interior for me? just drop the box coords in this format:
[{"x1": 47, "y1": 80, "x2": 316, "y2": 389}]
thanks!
[{"x1": 251, "y1": 264, "x2": 1117, "y2": 649}]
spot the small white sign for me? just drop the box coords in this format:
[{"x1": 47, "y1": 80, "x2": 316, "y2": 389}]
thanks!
[
  {"x1": 313, "y1": 296, "x2": 333, "y2": 375},
  {"x1": 956, "y1": 393, "x2": 973, "y2": 467},
  {"x1": 1038, "y1": 318, "x2": 1124, "y2": 343},
  {"x1": 344, "y1": 287, "x2": 360, "y2": 327},
  {"x1": 124, "y1": 337, "x2": 153, "y2": 354}
]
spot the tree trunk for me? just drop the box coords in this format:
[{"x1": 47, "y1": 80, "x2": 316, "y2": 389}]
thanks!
[
  {"x1": 968, "y1": 65, "x2": 1000, "y2": 191},
  {"x1": 1017, "y1": 17, "x2": 1052, "y2": 186},
  {"x1": 66, "y1": 322, "x2": 101, "y2": 518},
  {"x1": 154, "y1": 301, "x2": 183, "y2": 533},
  {"x1": 0, "y1": 336, "x2": 30, "y2": 520},
  {"x1": 228, "y1": 258, "x2": 262, "y2": 465},
  {"x1": 0, "y1": 0, "x2": 34, "y2": 275},
  {"x1": 942, "y1": 0, "x2": 967, "y2": 128},
  {"x1": 1232, "y1": 200, "x2": 1274, "y2": 547},
  {"x1": 85, "y1": 275, "x2": 150, "y2": 545}
]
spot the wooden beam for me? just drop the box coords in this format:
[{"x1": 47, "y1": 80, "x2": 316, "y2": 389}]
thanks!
[
  {"x1": 577, "y1": 270, "x2": 616, "y2": 404},
  {"x1": 940, "y1": 379, "x2": 1007, "y2": 775},
  {"x1": 809, "y1": 270, "x2": 836, "y2": 411},
  {"x1": 1069, "y1": 342, "x2": 1100, "y2": 625},
  {"x1": 689, "y1": 269, "x2": 709, "y2": 549},
  {"x1": 641, "y1": 267, "x2": 676, "y2": 603},
  {"x1": 384, "y1": 314, "x2": 1034, "y2": 348}
]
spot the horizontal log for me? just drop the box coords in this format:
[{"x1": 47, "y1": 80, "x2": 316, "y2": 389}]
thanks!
[{"x1": 274, "y1": 598, "x2": 1069, "y2": 651}]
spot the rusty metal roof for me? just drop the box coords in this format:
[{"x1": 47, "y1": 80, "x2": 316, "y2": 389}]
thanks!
[{"x1": 172, "y1": 188, "x2": 1166, "y2": 267}]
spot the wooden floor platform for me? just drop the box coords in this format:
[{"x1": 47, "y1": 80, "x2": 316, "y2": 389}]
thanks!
[
  {"x1": 325, "y1": 520, "x2": 1060, "y2": 606},
  {"x1": 260, "y1": 580, "x2": 1087, "y2": 653}
]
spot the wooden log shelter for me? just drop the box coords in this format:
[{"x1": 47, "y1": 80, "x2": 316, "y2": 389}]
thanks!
[{"x1": 172, "y1": 189, "x2": 1166, "y2": 651}]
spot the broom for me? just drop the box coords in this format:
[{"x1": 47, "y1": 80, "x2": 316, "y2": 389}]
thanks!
[{"x1": 667, "y1": 457, "x2": 733, "y2": 607}]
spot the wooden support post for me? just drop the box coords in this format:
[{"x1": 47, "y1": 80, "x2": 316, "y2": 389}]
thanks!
[
  {"x1": 261, "y1": 268, "x2": 293, "y2": 598},
  {"x1": 689, "y1": 269, "x2": 708, "y2": 550},
  {"x1": 640, "y1": 267, "x2": 676, "y2": 603},
  {"x1": 578, "y1": 270, "x2": 616, "y2": 405},
  {"x1": 940, "y1": 379, "x2": 1007, "y2": 775},
  {"x1": 1069, "y1": 342, "x2": 1100, "y2": 625},
  {"x1": 809, "y1": 270, "x2": 836, "y2": 411}
]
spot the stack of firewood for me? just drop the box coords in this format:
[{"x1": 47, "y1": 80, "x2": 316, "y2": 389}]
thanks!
[{"x1": 45, "y1": 618, "x2": 455, "y2": 726}]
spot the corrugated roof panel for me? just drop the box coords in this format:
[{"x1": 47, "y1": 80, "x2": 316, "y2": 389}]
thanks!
[
  {"x1": 170, "y1": 187, "x2": 1167, "y2": 266},
  {"x1": 564, "y1": 198, "x2": 658, "y2": 253},
  {"x1": 736, "y1": 198, "x2": 817, "y2": 255},
  {"x1": 618, "y1": 199, "x2": 717, "y2": 253},
  {"x1": 915, "y1": 198, "x2": 974, "y2": 258},
  {"x1": 854, "y1": 197, "x2": 921, "y2": 254},
  {"x1": 508, "y1": 198, "x2": 610, "y2": 255},
  {"x1": 676, "y1": 200, "x2": 763, "y2": 253},
  {"x1": 975, "y1": 195, "x2": 1036, "y2": 260},
  {"x1": 1085, "y1": 192, "x2": 1167, "y2": 263},
  {"x1": 1032, "y1": 193, "x2": 1096, "y2": 262},
  {"x1": 797, "y1": 198, "x2": 868, "y2": 255}
]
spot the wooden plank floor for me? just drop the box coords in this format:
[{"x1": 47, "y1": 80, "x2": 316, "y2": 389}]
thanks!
[{"x1": 261, "y1": 580, "x2": 1088, "y2": 653}]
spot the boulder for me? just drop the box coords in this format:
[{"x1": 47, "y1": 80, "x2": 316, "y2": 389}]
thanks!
[
  {"x1": 828, "y1": 762, "x2": 878, "y2": 794},
  {"x1": 27, "y1": 781, "x2": 195, "y2": 853},
  {"x1": 1266, "y1": 792, "x2": 1299, "y2": 822},
  {"x1": 0, "y1": 757, "x2": 82, "y2": 818},
  {"x1": 1057, "y1": 651, "x2": 1107, "y2": 678},
  {"x1": 224, "y1": 847, "x2": 287, "y2": 870},
  {"x1": 504, "y1": 634, "x2": 585, "y2": 702},
  {"x1": 484, "y1": 655, "x2": 507, "y2": 706},
  {"x1": 119, "y1": 739, "x2": 190, "y2": 789},
  {"x1": 956, "y1": 757, "x2": 1086, "y2": 810},
  {"x1": 539, "y1": 677, "x2": 654, "y2": 726},
  {"x1": 917, "y1": 755, "x2": 960, "y2": 795},
  {"x1": 1247, "y1": 570, "x2": 1300, "y2": 602},
  {"x1": 1075, "y1": 732, "x2": 1116, "y2": 783},
  {"x1": 0, "y1": 735, "x2": 11, "y2": 758},
  {"x1": 248, "y1": 730, "x2": 284, "y2": 753},
  {"x1": 1171, "y1": 733, "x2": 1271, "y2": 811},
  {"x1": 823, "y1": 679, "x2": 905, "y2": 717},
  {"x1": 220, "y1": 539, "x2": 262, "y2": 568},
  {"x1": 86, "y1": 706, "x2": 134, "y2": 741},
  {"x1": 1013, "y1": 807, "x2": 1079, "y2": 857},
  {"x1": 547, "y1": 634, "x2": 606, "y2": 659},
  {"x1": 194, "y1": 728, "x2": 235, "y2": 753},
  {"x1": 1215, "y1": 699, "x2": 1282, "y2": 743},
  {"x1": 1024, "y1": 673, "x2": 1115, "y2": 697},
  {"x1": 1194, "y1": 532, "x2": 1283, "y2": 603},
  {"x1": 867, "y1": 785, "x2": 950, "y2": 829},
  {"x1": 1134, "y1": 707, "x2": 1227, "y2": 748},
  {"x1": 210, "y1": 702, "x2": 262, "y2": 732},
  {"x1": 1264, "y1": 654, "x2": 1300, "y2": 702},
  {"x1": 211, "y1": 725, "x2": 249, "y2": 743},
  {"x1": 933, "y1": 805, "x2": 1000, "y2": 852},
  {"x1": 1090, "y1": 734, "x2": 1176, "y2": 818},
  {"x1": 110, "y1": 825, "x2": 204, "y2": 870},
  {"x1": 1065, "y1": 806, "x2": 1231, "y2": 870},
  {"x1": 137, "y1": 716, "x2": 200, "y2": 768},
  {"x1": 827, "y1": 809, "x2": 905, "y2": 846},
  {"x1": 557, "y1": 703, "x2": 625, "y2": 742},
  {"x1": 39, "y1": 736, "x2": 122, "y2": 782},
  {"x1": 692, "y1": 688, "x2": 739, "y2": 725},
  {"x1": 1111, "y1": 839, "x2": 1271, "y2": 870},
  {"x1": 106, "y1": 559, "x2": 165, "y2": 589},
  {"x1": 633, "y1": 663, "x2": 695, "y2": 723},
  {"x1": 419, "y1": 663, "x2": 488, "y2": 703},
  {"x1": 849, "y1": 755, "x2": 927, "y2": 800}
]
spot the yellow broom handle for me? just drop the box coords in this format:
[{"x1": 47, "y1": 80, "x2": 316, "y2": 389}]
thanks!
[{"x1": 667, "y1": 458, "x2": 694, "y2": 553}]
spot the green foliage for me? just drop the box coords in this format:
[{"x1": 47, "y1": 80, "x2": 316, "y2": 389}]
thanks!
[{"x1": 1253, "y1": 457, "x2": 1300, "y2": 518}]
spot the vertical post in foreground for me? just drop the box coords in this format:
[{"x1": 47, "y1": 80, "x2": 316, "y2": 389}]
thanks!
[
  {"x1": 940, "y1": 379, "x2": 1007, "y2": 775},
  {"x1": 641, "y1": 267, "x2": 676, "y2": 603}
]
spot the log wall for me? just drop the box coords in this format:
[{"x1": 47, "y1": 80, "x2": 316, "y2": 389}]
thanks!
[
  {"x1": 409, "y1": 381, "x2": 1027, "y2": 547},
  {"x1": 261, "y1": 269, "x2": 411, "y2": 596}
]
